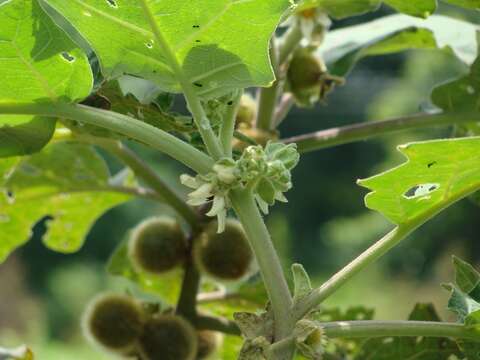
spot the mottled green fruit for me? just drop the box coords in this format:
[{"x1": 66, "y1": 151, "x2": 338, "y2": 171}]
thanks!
[
  {"x1": 138, "y1": 315, "x2": 198, "y2": 360},
  {"x1": 82, "y1": 293, "x2": 144, "y2": 353},
  {"x1": 197, "y1": 330, "x2": 222, "y2": 359},
  {"x1": 288, "y1": 48, "x2": 325, "y2": 93},
  {"x1": 194, "y1": 219, "x2": 254, "y2": 281},
  {"x1": 128, "y1": 217, "x2": 187, "y2": 274}
]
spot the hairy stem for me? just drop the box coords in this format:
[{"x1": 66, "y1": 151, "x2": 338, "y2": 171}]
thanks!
[
  {"x1": 0, "y1": 103, "x2": 214, "y2": 174},
  {"x1": 283, "y1": 111, "x2": 480, "y2": 153},
  {"x1": 220, "y1": 90, "x2": 242, "y2": 157},
  {"x1": 268, "y1": 320, "x2": 479, "y2": 357},
  {"x1": 230, "y1": 188, "x2": 293, "y2": 341},
  {"x1": 98, "y1": 140, "x2": 200, "y2": 230},
  {"x1": 138, "y1": 0, "x2": 223, "y2": 159}
]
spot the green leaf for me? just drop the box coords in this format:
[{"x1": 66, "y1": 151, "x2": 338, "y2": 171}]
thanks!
[
  {"x1": 358, "y1": 137, "x2": 480, "y2": 225},
  {"x1": 443, "y1": 0, "x2": 480, "y2": 9},
  {"x1": 356, "y1": 303, "x2": 464, "y2": 360},
  {"x1": 432, "y1": 34, "x2": 480, "y2": 113},
  {"x1": 0, "y1": 143, "x2": 128, "y2": 262},
  {"x1": 453, "y1": 256, "x2": 480, "y2": 295},
  {"x1": 107, "y1": 237, "x2": 183, "y2": 304},
  {"x1": 0, "y1": 0, "x2": 92, "y2": 103},
  {"x1": 292, "y1": 263, "x2": 312, "y2": 303},
  {"x1": 320, "y1": 14, "x2": 480, "y2": 76},
  {"x1": 43, "y1": 0, "x2": 291, "y2": 98},
  {"x1": 0, "y1": 0, "x2": 92, "y2": 157},
  {"x1": 297, "y1": 0, "x2": 435, "y2": 18},
  {"x1": 0, "y1": 116, "x2": 56, "y2": 158},
  {"x1": 443, "y1": 284, "x2": 480, "y2": 322}
]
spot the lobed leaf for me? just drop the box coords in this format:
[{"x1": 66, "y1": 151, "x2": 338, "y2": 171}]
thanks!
[
  {"x1": 0, "y1": 143, "x2": 129, "y2": 262},
  {"x1": 43, "y1": 0, "x2": 291, "y2": 99},
  {"x1": 358, "y1": 137, "x2": 480, "y2": 226}
]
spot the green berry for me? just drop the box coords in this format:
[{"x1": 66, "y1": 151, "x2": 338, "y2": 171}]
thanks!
[
  {"x1": 82, "y1": 293, "x2": 144, "y2": 353},
  {"x1": 128, "y1": 217, "x2": 187, "y2": 274},
  {"x1": 138, "y1": 315, "x2": 198, "y2": 360},
  {"x1": 236, "y1": 94, "x2": 257, "y2": 128},
  {"x1": 194, "y1": 219, "x2": 254, "y2": 281}
]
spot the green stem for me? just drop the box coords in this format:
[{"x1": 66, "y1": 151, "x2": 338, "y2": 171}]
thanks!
[
  {"x1": 230, "y1": 188, "x2": 293, "y2": 341},
  {"x1": 292, "y1": 226, "x2": 414, "y2": 322},
  {"x1": 98, "y1": 140, "x2": 200, "y2": 230},
  {"x1": 220, "y1": 90, "x2": 242, "y2": 157},
  {"x1": 0, "y1": 102, "x2": 214, "y2": 174},
  {"x1": 138, "y1": 0, "x2": 223, "y2": 160},
  {"x1": 278, "y1": 22, "x2": 302, "y2": 65},
  {"x1": 283, "y1": 112, "x2": 480, "y2": 153},
  {"x1": 257, "y1": 38, "x2": 281, "y2": 131},
  {"x1": 268, "y1": 321, "x2": 479, "y2": 357}
]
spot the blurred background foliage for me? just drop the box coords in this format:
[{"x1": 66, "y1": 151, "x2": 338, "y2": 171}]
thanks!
[{"x1": 1, "y1": 3, "x2": 480, "y2": 359}]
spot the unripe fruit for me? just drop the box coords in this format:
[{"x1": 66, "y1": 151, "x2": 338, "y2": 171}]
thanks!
[
  {"x1": 138, "y1": 315, "x2": 198, "y2": 360},
  {"x1": 196, "y1": 330, "x2": 222, "y2": 359},
  {"x1": 128, "y1": 216, "x2": 187, "y2": 274},
  {"x1": 236, "y1": 94, "x2": 257, "y2": 129},
  {"x1": 194, "y1": 219, "x2": 254, "y2": 281},
  {"x1": 288, "y1": 47, "x2": 325, "y2": 94},
  {"x1": 82, "y1": 293, "x2": 144, "y2": 353}
]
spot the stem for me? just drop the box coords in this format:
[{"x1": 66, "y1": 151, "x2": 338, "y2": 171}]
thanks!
[
  {"x1": 257, "y1": 38, "x2": 281, "y2": 131},
  {"x1": 98, "y1": 140, "x2": 200, "y2": 230},
  {"x1": 283, "y1": 111, "x2": 480, "y2": 153},
  {"x1": 138, "y1": 0, "x2": 223, "y2": 160},
  {"x1": 273, "y1": 94, "x2": 295, "y2": 128},
  {"x1": 220, "y1": 90, "x2": 242, "y2": 157},
  {"x1": 268, "y1": 321, "x2": 479, "y2": 357},
  {"x1": 194, "y1": 315, "x2": 241, "y2": 336},
  {"x1": 0, "y1": 103, "x2": 214, "y2": 174},
  {"x1": 229, "y1": 188, "x2": 293, "y2": 341},
  {"x1": 176, "y1": 257, "x2": 201, "y2": 319},
  {"x1": 278, "y1": 22, "x2": 302, "y2": 65},
  {"x1": 292, "y1": 226, "x2": 414, "y2": 322}
]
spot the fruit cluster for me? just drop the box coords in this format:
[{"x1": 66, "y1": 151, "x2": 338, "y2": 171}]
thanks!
[{"x1": 83, "y1": 217, "x2": 254, "y2": 359}]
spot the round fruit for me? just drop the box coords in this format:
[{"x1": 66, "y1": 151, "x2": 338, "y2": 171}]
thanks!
[
  {"x1": 138, "y1": 315, "x2": 198, "y2": 360},
  {"x1": 128, "y1": 217, "x2": 187, "y2": 274},
  {"x1": 82, "y1": 293, "x2": 144, "y2": 353},
  {"x1": 194, "y1": 219, "x2": 254, "y2": 281},
  {"x1": 236, "y1": 94, "x2": 257, "y2": 129}
]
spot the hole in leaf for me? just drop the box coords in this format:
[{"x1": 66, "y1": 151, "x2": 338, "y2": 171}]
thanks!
[
  {"x1": 403, "y1": 183, "x2": 440, "y2": 199},
  {"x1": 145, "y1": 42, "x2": 153, "y2": 49},
  {"x1": 61, "y1": 52, "x2": 75, "y2": 62},
  {"x1": 427, "y1": 161, "x2": 437, "y2": 168},
  {"x1": 105, "y1": 0, "x2": 118, "y2": 8},
  {"x1": 194, "y1": 82, "x2": 203, "y2": 88}
]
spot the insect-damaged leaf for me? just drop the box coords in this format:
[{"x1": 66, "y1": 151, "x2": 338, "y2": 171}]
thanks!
[
  {"x1": 358, "y1": 137, "x2": 480, "y2": 225},
  {"x1": 0, "y1": 143, "x2": 129, "y2": 262},
  {"x1": 43, "y1": 0, "x2": 291, "y2": 99}
]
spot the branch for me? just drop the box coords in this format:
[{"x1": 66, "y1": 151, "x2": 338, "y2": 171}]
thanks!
[
  {"x1": 194, "y1": 315, "x2": 241, "y2": 336},
  {"x1": 283, "y1": 112, "x2": 480, "y2": 153},
  {"x1": 99, "y1": 140, "x2": 200, "y2": 230},
  {"x1": 220, "y1": 90, "x2": 242, "y2": 157},
  {"x1": 230, "y1": 188, "x2": 293, "y2": 341},
  {"x1": 268, "y1": 320, "x2": 479, "y2": 357},
  {"x1": 176, "y1": 257, "x2": 201, "y2": 319},
  {"x1": 0, "y1": 103, "x2": 214, "y2": 174}
]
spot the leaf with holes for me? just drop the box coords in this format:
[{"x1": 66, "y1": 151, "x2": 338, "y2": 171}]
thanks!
[
  {"x1": 43, "y1": 0, "x2": 290, "y2": 99},
  {"x1": 0, "y1": 143, "x2": 129, "y2": 262},
  {"x1": 0, "y1": 0, "x2": 93, "y2": 156},
  {"x1": 297, "y1": 0, "x2": 436, "y2": 18},
  {"x1": 358, "y1": 137, "x2": 480, "y2": 225},
  {"x1": 320, "y1": 14, "x2": 480, "y2": 77}
]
